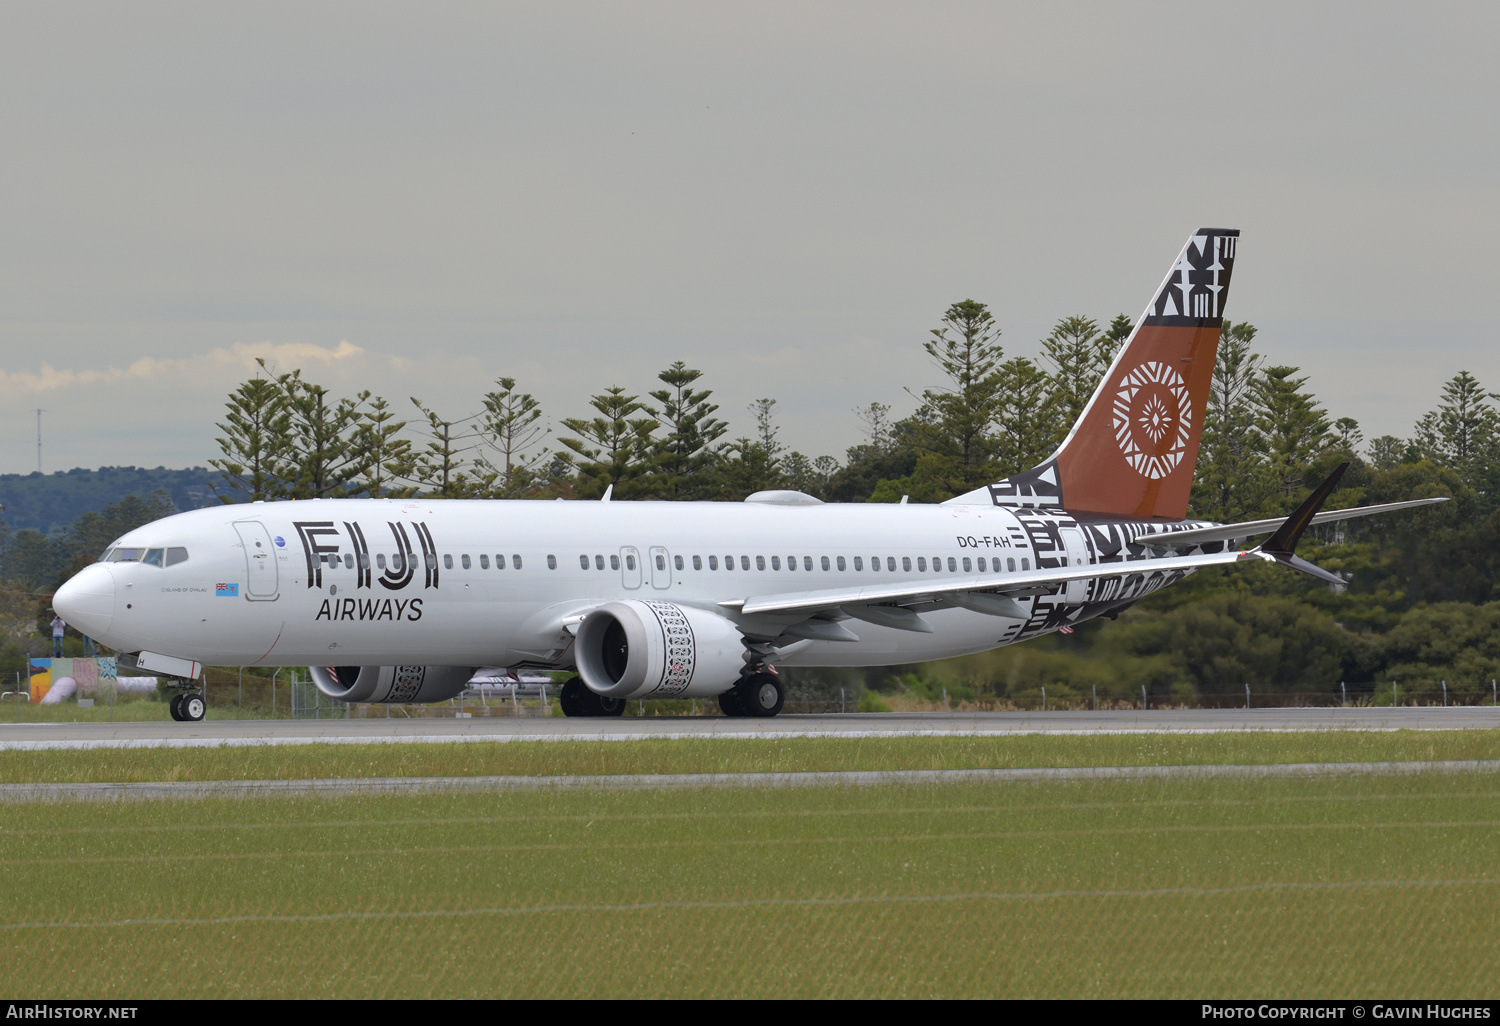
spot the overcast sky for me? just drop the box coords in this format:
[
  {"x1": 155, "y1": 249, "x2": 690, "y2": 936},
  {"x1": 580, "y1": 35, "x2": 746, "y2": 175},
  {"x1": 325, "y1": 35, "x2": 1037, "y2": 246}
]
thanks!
[{"x1": 1, "y1": 2, "x2": 1495, "y2": 477}]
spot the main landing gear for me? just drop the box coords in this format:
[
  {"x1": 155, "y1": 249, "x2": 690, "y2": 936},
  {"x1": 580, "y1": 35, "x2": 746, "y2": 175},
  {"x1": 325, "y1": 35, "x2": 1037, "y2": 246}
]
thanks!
[
  {"x1": 559, "y1": 677, "x2": 626, "y2": 718},
  {"x1": 168, "y1": 685, "x2": 205, "y2": 722},
  {"x1": 718, "y1": 672, "x2": 784, "y2": 718}
]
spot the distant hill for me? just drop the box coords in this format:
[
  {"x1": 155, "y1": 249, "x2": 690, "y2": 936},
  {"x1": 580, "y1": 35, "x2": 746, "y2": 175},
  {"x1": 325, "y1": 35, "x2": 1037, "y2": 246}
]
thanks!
[{"x1": 0, "y1": 467, "x2": 220, "y2": 536}]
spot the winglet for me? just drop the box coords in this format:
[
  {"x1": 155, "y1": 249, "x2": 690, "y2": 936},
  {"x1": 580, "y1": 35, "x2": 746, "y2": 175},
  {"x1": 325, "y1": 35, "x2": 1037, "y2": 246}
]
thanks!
[{"x1": 1253, "y1": 462, "x2": 1349, "y2": 586}]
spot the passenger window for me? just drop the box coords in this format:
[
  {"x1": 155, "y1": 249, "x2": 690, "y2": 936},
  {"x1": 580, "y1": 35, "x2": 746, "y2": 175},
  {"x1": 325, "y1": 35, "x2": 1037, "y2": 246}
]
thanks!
[
  {"x1": 462, "y1": 554, "x2": 472, "y2": 570},
  {"x1": 917, "y1": 557, "x2": 926, "y2": 571},
  {"x1": 547, "y1": 555, "x2": 557, "y2": 569},
  {"x1": 933, "y1": 555, "x2": 943, "y2": 571},
  {"x1": 579, "y1": 555, "x2": 590, "y2": 569},
  {"x1": 692, "y1": 555, "x2": 702, "y2": 570},
  {"x1": 344, "y1": 553, "x2": 354, "y2": 569},
  {"x1": 611, "y1": 555, "x2": 620, "y2": 570},
  {"x1": 443, "y1": 554, "x2": 454, "y2": 570},
  {"x1": 626, "y1": 555, "x2": 636, "y2": 570},
  {"x1": 377, "y1": 553, "x2": 388, "y2": 570},
  {"x1": 948, "y1": 557, "x2": 957, "y2": 572},
  {"x1": 962, "y1": 557, "x2": 972, "y2": 572},
  {"x1": 709, "y1": 555, "x2": 718, "y2": 570},
  {"x1": 740, "y1": 556, "x2": 750, "y2": 570},
  {"x1": 902, "y1": 556, "x2": 911, "y2": 572},
  {"x1": 497, "y1": 555, "x2": 507, "y2": 569},
  {"x1": 596, "y1": 555, "x2": 605, "y2": 570},
  {"x1": 655, "y1": 554, "x2": 666, "y2": 571},
  {"x1": 426, "y1": 553, "x2": 438, "y2": 570},
  {"x1": 675, "y1": 555, "x2": 685, "y2": 571},
  {"x1": 870, "y1": 557, "x2": 880, "y2": 572},
  {"x1": 771, "y1": 556, "x2": 781, "y2": 570},
  {"x1": 887, "y1": 557, "x2": 896, "y2": 572},
  {"x1": 512, "y1": 555, "x2": 521, "y2": 569},
  {"x1": 165, "y1": 547, "x2": 189, "y2": 567},
  {"x1": 143, "y1": 549, "x2": 165, "y2": 567},
  {"x1": 1007, "y1": 558, "x2": 1016, "y2": 572},
  {"x1": 1021, "y1": 558, "x2": 1030, "y2": 570},
  {"x1": 977, "y1": 557, "x2": 986, "y2": 572},
  {"x1": 804, "y1": 556, "x2": 813, "y2": 571},
  {"x1": 480, "y1": 555, "x2": 490, "y2": 569},
  {"x1": 837, "y1": 556, "x2": 846, "y2": 570},
  {"x1": 853, "y1": 557, "x2": 863, "y2": 571},
  {"x1": 358, "y1": 553, "x2": 370, "y2": 570},
  {"x1": 757, "y1": 556, "x2": 767, "y2": 570},
  {"x1": 821, "y1": 556, "x2": 830, "y2": 571}
]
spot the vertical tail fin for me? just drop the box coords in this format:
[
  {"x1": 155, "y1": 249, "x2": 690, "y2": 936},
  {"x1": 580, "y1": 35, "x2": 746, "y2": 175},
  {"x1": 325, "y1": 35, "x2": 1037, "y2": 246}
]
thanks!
[{"x1": 946, "y1": 228, "x2": 1239, "y2": 520}]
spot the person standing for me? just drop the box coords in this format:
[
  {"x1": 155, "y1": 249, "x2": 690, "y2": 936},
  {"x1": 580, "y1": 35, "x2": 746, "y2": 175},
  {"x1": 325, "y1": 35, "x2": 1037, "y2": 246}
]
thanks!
[{"x1": 50, "y1": 613, "x2": 65, "y2": 658}]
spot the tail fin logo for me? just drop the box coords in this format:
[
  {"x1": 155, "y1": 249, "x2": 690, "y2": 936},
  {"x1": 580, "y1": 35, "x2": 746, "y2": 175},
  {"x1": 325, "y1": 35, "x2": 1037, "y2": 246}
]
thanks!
[{"x1": 1111, "y1": 360, "x2": 1193, "y2": 480}]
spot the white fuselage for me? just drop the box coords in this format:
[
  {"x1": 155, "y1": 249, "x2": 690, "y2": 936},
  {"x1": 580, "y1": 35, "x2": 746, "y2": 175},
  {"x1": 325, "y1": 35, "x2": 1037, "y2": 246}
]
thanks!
[{"x1": 58, "y1": 497, "x2": 1201, "y2": 673}]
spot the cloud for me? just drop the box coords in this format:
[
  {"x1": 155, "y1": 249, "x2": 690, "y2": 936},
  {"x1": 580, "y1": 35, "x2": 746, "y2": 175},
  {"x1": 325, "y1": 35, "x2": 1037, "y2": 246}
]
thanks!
[{"x1": 0, "y1": 340, "x2": 366, "y2": 397}]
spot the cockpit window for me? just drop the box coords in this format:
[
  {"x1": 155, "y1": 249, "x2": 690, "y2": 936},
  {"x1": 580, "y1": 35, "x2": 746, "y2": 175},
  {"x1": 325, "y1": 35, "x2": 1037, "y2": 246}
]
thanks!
[
  {"x1": 99, "y1": 547, "x2": 115, "y2": 563},
  {"x1": 108, "y1": 548, "x2": 144, "y2": 563},
  {"x1": 165, "y1": 547, "x2": 189, "y2": 566},
  {"x1": 142, "y1": 549, "x2": 165, "y2": 567}
]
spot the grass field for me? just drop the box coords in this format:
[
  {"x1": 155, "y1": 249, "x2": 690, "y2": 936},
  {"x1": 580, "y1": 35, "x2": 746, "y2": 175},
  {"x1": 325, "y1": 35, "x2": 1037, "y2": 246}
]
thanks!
[
  {"x1": 2, "y1": 729, "x2": 1499, "y2": 784},
  {"x1": 3, "y1": 772, "x2": 1499, "y2": 998}
]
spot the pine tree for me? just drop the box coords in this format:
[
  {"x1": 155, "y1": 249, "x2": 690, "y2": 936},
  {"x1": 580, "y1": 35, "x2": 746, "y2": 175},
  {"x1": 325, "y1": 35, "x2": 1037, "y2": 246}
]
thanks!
[
  {"x1": 209, "y1": 373, "x2": 290, "y2": 502},
  {"x1": 1411, "y1": 370, "x2": 1500, "y2": 488},
  {"x1": 909, "y1": 299, "x2": 1005, "y2": 490},
  {"x1": 407, "y1": 400, "x2": 494, "y2": 499},
  {"x1": 1040, "y1": 315, "x2": 1114, "y2": 441},
  {"x1": 992, "y1": 356, "x2": 1054, "y2": 474},
  {"x1": 645, "y1": 363, "x2": 727, "y2": 499},
  {"x1": 276, "y1": 370, "x2": 369, "y2": 499},
  {"x1": 479, "y1": 377, "x2": 550, "y2": 497},
  {"x1": 1254, "y1": 365, "x2": 1333, "y2": 507},
  {"x1": 1191, "y1": 321, "x2": 1268, "y2": 521},
  {"x1": 350, "y1": 395, "x2": 414, "y2": 497},
  {"x1": 559, "y1": 387, "x2": 659, "y2": 498}
]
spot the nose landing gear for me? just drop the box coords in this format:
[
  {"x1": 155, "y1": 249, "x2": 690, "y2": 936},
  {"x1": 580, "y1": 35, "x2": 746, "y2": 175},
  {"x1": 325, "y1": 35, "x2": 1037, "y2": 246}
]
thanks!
[{"x1": 168, "y1": 685, "x2": 206, "y2": 722}]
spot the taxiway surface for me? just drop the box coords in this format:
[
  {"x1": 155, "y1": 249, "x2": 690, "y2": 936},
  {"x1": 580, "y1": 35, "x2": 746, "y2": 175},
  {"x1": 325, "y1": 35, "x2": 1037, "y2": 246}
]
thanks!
[{"x1": 1, "y1": 708, "x2": 1497, "y2": 750}]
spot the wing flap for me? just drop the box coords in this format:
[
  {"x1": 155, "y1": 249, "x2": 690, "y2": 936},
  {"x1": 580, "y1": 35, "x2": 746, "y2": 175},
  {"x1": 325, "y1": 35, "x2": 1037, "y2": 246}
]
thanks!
[{"x1": 728, "y1": 549, "x2": 1247, "y2": 619}]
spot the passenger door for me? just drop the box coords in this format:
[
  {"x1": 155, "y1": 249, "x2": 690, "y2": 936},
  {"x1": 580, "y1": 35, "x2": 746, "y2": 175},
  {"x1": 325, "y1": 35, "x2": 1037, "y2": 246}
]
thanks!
[{"x1": 233, "y1": 521, "x2": 279, "y2": 600}]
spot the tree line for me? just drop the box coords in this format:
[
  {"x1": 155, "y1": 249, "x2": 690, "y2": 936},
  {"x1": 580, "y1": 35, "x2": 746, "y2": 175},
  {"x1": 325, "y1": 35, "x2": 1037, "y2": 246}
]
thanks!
[{"x1": 3, "y1": 297, "x2": 1498, "y2": 700}]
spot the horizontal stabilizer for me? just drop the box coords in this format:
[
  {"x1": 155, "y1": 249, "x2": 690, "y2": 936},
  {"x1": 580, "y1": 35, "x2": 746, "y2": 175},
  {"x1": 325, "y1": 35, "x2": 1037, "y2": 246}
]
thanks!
[{"x1": 1139, "y1": 496, "x2": 1450, "y2": 551}]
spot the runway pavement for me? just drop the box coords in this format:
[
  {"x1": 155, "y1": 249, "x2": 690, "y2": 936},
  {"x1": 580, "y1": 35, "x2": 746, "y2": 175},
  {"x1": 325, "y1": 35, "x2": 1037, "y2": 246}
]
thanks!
[{"x1": 1, "y1": 707, "x2": 1498, "y2": 750}]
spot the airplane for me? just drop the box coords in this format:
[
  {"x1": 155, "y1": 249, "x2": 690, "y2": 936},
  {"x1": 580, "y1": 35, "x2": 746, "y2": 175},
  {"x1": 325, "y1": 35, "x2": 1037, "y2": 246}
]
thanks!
[{"x1": 54, "y1": 228, "x2": 1444, "y2": 721}]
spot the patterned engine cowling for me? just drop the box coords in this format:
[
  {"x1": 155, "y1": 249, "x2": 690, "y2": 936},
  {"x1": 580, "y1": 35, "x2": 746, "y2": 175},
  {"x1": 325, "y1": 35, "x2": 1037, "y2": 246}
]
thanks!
[
  {"x1": 309, "y1": 664, "x2": 473, "y2": 704},
  {"x1": 574, "y1": 601, "x2": 748, "y2": 700}
]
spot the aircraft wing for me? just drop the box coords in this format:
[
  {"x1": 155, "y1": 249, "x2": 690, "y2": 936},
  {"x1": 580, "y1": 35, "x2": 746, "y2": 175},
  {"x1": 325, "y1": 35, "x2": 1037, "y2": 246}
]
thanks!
[
  {"x1": 724, "y1": 549, "x2": 1250, "y2": 620},
  {"x1": 1138, "y1": 497, "x2": 1449, "y2": 551}
]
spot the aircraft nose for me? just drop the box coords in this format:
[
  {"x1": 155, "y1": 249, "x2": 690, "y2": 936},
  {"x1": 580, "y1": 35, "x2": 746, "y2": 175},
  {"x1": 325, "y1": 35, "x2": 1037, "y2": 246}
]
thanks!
[{"x1": 54, "y1": 563, "x2": 115, "y2": 638}]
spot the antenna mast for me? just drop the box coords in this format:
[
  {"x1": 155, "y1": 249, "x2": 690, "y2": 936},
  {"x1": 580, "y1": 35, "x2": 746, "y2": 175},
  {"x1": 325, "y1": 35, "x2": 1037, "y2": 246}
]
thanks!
[{"x1": 35, "y1": 409, "x2": 43, "y2": 474}]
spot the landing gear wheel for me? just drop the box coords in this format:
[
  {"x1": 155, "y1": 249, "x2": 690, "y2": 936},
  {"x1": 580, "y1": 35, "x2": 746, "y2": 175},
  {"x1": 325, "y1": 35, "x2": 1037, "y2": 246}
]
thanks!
[
  {"x1": 560, "y1": 677, "x2": 627, "y2": 717},
  {"x1": 718, "y1": 689, "x2": 746, "y2": 717},
  {"x1": 180, "y1": 694, "x2": 206, "y2": 721},
  {"x1": 168, "y1": 695, "x2": 184, "y2": 721},
  {"x1": 560, "y1": 677, "x2": 588, "y2": 717},
  {"x1": 742, "y1": 673, "x2": 784, "y2": 717}
]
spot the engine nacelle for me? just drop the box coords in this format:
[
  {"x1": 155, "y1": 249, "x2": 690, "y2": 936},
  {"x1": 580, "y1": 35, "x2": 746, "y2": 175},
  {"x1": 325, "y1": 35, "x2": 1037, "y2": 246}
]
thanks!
[
  {"x1": 575, "y1": 600, "x2": 747, "y2": 699},
  {"x1": 309, "y1": 664, "x2": 474, "y2": 704}
]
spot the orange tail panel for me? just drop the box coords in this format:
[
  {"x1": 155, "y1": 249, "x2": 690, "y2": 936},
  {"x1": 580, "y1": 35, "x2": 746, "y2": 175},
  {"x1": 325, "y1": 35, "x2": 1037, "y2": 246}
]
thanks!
[{"x1": 948, "y1": 228, "x2": 1238, "y2": 521}]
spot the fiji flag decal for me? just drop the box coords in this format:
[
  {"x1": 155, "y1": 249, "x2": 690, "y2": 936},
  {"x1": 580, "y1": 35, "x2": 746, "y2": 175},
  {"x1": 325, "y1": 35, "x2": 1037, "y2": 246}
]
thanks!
[{"x1": 216, "y1": 583, "x2": 239, "y2": 597}]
